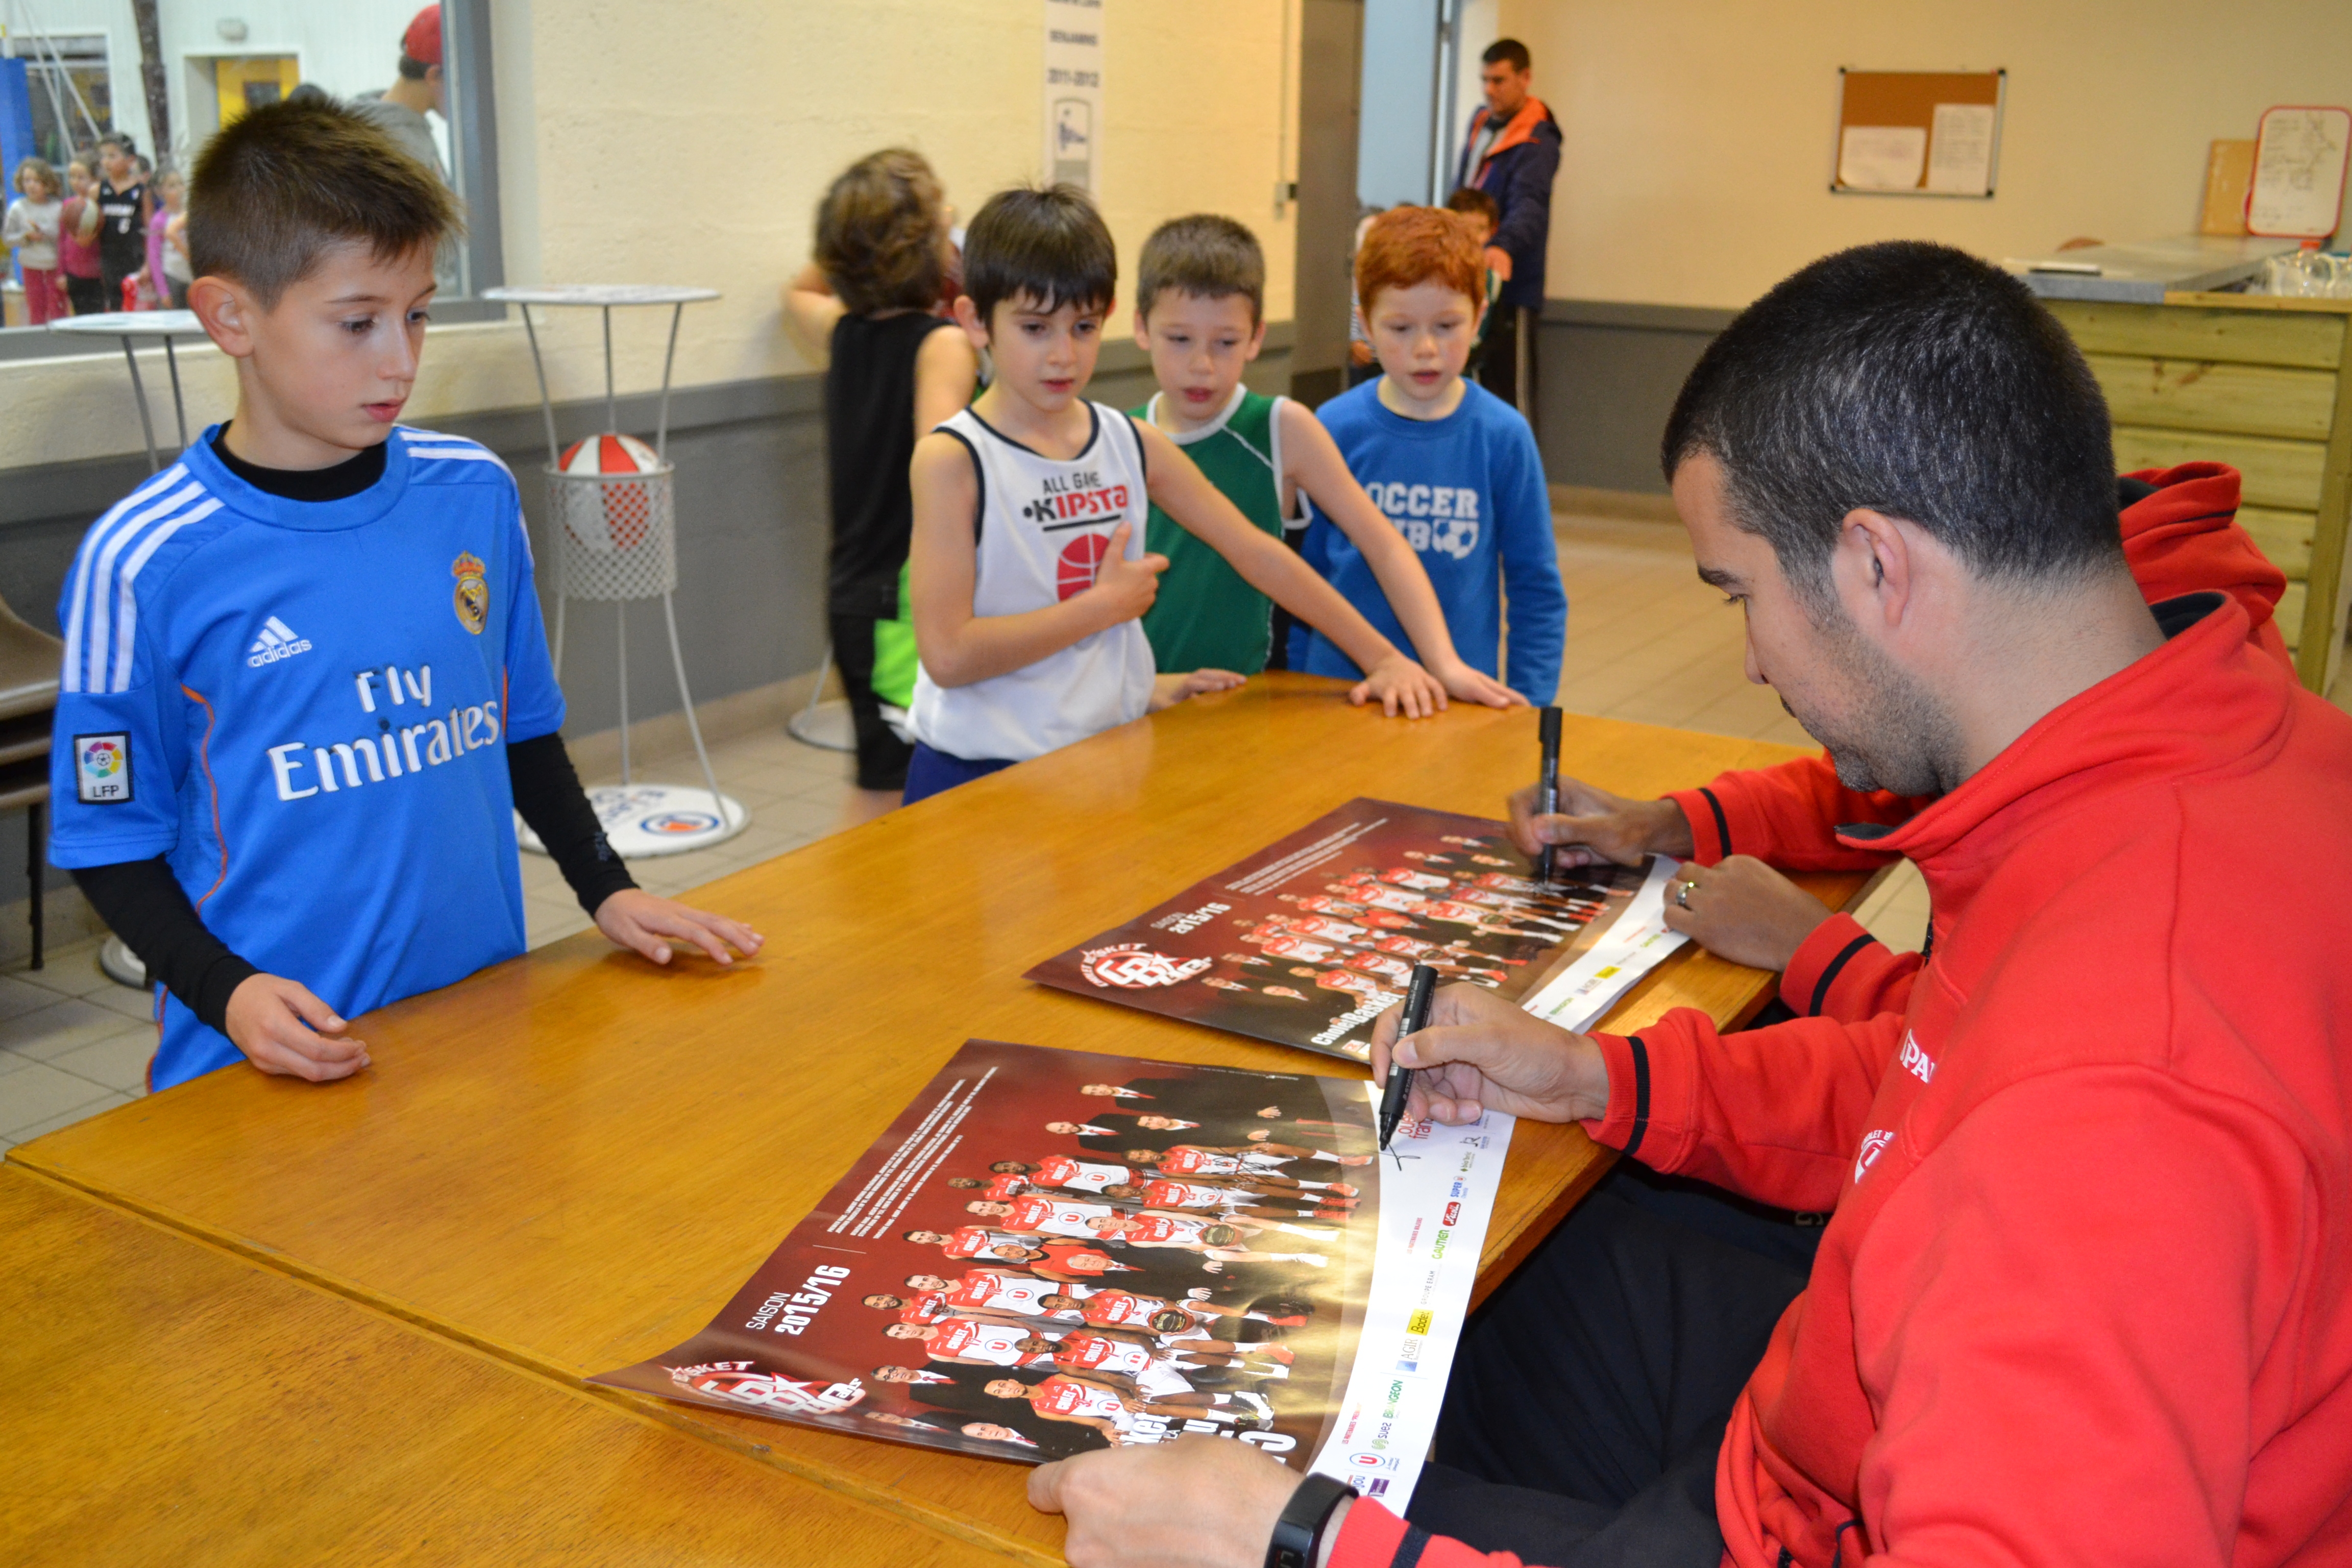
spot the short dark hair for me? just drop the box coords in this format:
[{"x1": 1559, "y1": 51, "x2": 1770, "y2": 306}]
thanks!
[
  {"x1": 814, "y1": 148, "x2": 947, "y2": 315},
  {"x1": 1137, "y1": 214, "x2": 1264, "y2": 324},
  {"x1": 397, "y1": 53, "x2": 432, "y2": 81},
  {"x1": 99, "y1": 131, "x2": 134, "y2": 155},
  {"x1": 188, "y1": 96, "x2": 460, "y2": 307},
  {"x1": 1482, "y1": 38, "x2": 1530, "y2": 71},
  {"x1": 1661, "y1": 241, "x2": 2121, "y2": 606},
  {"x1": 1443, "y1": 187, "x2": 1500, "y2": 227},
  {"x1": 961, "y1": 184, "x2": 1115, "y2": 326}
]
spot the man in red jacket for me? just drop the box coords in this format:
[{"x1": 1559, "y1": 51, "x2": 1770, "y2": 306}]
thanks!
[
  {"x1": 1026, "y1": 242, "x2": 2352, "y2": 1567},
  {"x1": 1510, "y1": 460, "x2": 2295, "y2": 1026}
]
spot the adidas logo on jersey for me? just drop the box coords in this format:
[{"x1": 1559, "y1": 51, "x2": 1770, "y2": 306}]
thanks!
[{"x1": 247, "y1": 616, "x2": 313, "y2": 668}]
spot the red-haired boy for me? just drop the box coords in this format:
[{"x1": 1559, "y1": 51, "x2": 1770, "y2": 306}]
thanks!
[{"x1": 1288, "y1": 207, "x2": 1566, "y2": 704}]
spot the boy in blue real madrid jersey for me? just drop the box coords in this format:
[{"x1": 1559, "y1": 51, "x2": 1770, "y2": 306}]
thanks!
[{"x1": 48, "y1": 100, "x2": 760, "y2": 1091}]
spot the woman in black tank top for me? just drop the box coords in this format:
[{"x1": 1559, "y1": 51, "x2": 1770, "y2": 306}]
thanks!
[{"x1": 786, "y1": 150, "x2": 977, "y2": 794}]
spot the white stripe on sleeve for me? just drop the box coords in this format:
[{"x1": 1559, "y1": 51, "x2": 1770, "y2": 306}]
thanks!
[
  {"x1": 107, "y1": 498, "x2": 222, "y2": 693},
  {"x1": 60, "y1": 465, "x2": 188, "y2": 694},
  {"x1": 71, "y1": 477, "x2": 204, "y2": 694}
]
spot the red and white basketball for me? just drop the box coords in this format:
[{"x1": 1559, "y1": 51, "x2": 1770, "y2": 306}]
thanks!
[
  {"x1": 557, "y1": 433, "x2": 660, "y2": 550},
  {"x1": 559, "y1": 431, "x2": 659, "y2": 477},
  {"x1": 1057, "y1": 531, "x2": 1111, "y2": 600}
]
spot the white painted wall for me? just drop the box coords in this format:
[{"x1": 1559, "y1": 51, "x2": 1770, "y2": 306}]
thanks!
[
  {"x1": 1495, "y1": 0, "x2": 2352, "y2": 310},
  {"x1": 2, "y1": 0, "x2": 1308, "y2": 471}
]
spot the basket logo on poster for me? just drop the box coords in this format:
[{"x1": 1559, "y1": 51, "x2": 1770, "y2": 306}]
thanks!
[
  {"x1": 1079, "y1": 943, "x2": 1211, "y2": 989},
  {"x1": 669, "y1": 1363, "x2": 867, "y2": 1416}
]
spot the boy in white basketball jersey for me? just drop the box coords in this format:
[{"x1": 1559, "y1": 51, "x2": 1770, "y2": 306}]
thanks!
[{"x1": 903, "y1": 185, "x2": 1452, "y2": 803}]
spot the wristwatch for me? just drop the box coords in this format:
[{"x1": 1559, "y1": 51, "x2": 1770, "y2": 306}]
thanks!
[{"x1": 1266, "y1": 1472, "x2": 1356, "y2": 1568}]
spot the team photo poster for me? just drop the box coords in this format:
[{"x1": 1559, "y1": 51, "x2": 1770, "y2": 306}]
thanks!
[
  {"x1": 593, "y1": 1040, "x2": 1507, "y2": 1508},
  {"x1": 1027, "y1": 798, "x2": 1685, "y2": 1063}
]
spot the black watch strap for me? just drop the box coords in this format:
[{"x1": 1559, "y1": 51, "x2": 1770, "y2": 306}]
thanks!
[{"x1": 1267, "y1": 1472, "x2": 1356, "y2": 1568}]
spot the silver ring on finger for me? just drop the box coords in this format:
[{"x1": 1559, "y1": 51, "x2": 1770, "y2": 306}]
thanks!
[{"x1": 1674, "y1": 877, "x2": 1698, "y2": 910}]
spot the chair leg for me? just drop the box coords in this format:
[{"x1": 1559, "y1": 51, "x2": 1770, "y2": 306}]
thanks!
[{"x1": 28, "y1": 798, "x2": 44, "y2": 972}]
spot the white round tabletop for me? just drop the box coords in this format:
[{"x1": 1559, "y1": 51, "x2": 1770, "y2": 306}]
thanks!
[
  {"x1": 481, "y1": 284, "x2": 720, "y2": 307},
  {"x1": 47, "y1": 309, "x2": 209, "y2": 337}
]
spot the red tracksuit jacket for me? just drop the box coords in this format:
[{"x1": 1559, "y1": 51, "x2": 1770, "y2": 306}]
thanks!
[
  {"x1": 1330, "y1": 594, "x2": 2352, "y2": 1568},
  {"x1": 1662, "y1": 464, "x2": 2293, "y2": 1024}
]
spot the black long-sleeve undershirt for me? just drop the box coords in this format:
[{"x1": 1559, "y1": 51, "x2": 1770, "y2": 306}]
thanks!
[{"x1": 71, "y1": 733, "x2": 637, "y2": 1034}]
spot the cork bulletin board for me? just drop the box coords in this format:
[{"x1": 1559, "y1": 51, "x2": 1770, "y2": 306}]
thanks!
[{"x1": 1831, "y1": 69, "x2": 2005, "y2": 197}]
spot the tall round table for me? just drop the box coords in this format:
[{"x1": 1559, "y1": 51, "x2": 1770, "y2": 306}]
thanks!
[{"x1": 479, "y1": 285, "x2": 748, "y2": 858}]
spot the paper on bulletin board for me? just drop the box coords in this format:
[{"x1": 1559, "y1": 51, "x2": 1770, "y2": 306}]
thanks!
[
  {"x1": 2247, "y1": 106, "x2": 2350, "y2": 240},
  {"x1": 1044, "y1": 0, "x2": 1104, "y2": 193},
  {"x1": 1925, "y1": 104, "x2": 1996, "y2": 195},
  {"x1": 1838, "y1": 126, "x2": 1926, "y2": 191}
]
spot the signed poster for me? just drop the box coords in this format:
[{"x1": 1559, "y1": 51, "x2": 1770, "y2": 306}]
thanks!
[
  {"x1": 594, "y1": 1040, "x2": 1508, "y2": 1508},
  {"x1": 1026, "y1": 798, "x2": 1672, "y2": 1061}
]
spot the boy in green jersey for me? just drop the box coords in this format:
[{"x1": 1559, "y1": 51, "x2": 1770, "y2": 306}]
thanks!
[{"x1": 1130, "y1": 215, "x2": 1522, "y2": 703}]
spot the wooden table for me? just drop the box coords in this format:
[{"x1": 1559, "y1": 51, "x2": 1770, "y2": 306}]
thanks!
[
  {"x1": 12, "y1": 679, "x2": 1864, "y2": 1564},
  {"x1": 0, "y1": 1166, "x2": 1004, "y2": 1567}
]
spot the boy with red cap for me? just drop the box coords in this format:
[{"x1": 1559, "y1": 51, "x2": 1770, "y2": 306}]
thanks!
[{"x1": 353, "y1": 5, "x2": 456, "y2": 291}]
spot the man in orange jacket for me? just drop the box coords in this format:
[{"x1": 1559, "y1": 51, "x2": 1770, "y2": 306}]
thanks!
[
  {"x1": 1508, "y1": 460, "x2": 2296, "y2": 1027},
  {"x1": 1025, "y1": 242, "x2": 2352, "y2": 1567}
]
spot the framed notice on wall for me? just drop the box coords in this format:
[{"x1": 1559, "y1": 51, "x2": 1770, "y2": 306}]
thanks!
[
  {"x1": 1044, "y1": 0, "x2": 1104, "y2": 193},
  {"x1": 1832, "y1": 69, "x2": 2004, "y2": 198},
  {"x1": 2246, "y1": 106, "x2": 2349, "y2": 240}
]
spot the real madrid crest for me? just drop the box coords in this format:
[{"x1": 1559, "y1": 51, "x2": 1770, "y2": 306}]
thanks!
[{"x1": 451, "y1": 551, "x2": 488, "y2": 634}]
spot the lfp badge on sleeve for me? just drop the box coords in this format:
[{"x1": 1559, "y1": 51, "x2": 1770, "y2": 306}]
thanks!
[{"x1": 73, "y1": 732, "x2": 132, "y2": 804}]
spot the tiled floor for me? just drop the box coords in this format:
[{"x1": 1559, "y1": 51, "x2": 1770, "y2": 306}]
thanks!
[{"x1": 19, "y1": 500, "x2": 2323, "y2": 1150}]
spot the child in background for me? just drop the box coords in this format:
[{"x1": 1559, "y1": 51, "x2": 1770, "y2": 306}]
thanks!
[
  {"x1": 148, "y1": 168, "x2": 191, "y2": 310},
  {"x1": 783, "y1": 148, "x2": 978, "y2": 799},
  {"x1": 1442, "y1": 186, "x2": 1503, "y2": 377},
  {"x1": 92, "y1": 133, "x2": 149, "y2": 311},
  {"x1": 57, "y1": 158, "x2": 104, "y2": 315},
  {"x1": 48, "y1": 100, "x2": 758, "y2": 1091},
  {"x1": 903, "y1": 185, "x2": 1451, "y2": 804},
  {"x1": 1129, "y1": 212, "x2": 1518, "y2": 704},
  {"x1": 1287, "y1": 206, "x2": 1565, "y2": 705},
  {"x1": 4, "y1": 158, "x2": 67, "y2": 324}
]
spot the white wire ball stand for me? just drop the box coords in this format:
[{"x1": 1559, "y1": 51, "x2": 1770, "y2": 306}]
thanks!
[{"x1": 481, "y1": 284, "x2": 748, "y2": 859}]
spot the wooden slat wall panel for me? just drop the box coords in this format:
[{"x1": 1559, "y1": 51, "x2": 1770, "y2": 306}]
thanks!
[
  {"x1": 2047, "y1": 300, "x2": 2342, "y2": 370},
  {"x1": 2280, "y1": 581, "x2": 2307, "y2": 650},
  {"x1": 2084, "y1": 353, "x2": 2338, "y2": 442},
  {"x1": 2236, "y1": 504, "x2": 2317, "y2": 580},
  {"x1": 2109, "y1": 425, "x2": 2326, "y2": 511}
]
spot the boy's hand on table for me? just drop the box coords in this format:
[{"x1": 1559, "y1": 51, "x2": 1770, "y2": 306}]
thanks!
[
  {"x1": 225, "y1": 975, "x2": 370, "y2": 1082},
  {"x1": 1430, "y1": 655, "x2": 1524, "y2": 708},
  {"x1": 1348, "y1": 651, "x2": 1447, "y2": 718},
  {"x1": 1083, "y1": 521, "x2": 1168, "y2": 626},
  {"x1": 1150, "y1": 668, "x2": 1247, "y2": 713},
  {"x1": 1030, "y1": 1435, "x2": 1311, "y2": 1568},
  {"x1": 594, "y1": 889, "x2": 764, "y2": 966},
  {"x1": 1369, "y1": 980, "x2": 1607, "y2": 1125},
  {"x1": 1506, "y1": 776, "x2": 1693, "y2": 868},
  {"x1": 1660, "y1": 855, "x2": 1831, "y2": 972}
]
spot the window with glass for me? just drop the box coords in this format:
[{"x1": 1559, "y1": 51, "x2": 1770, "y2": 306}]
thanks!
[{"x1": 0, "y1": 0, "x2": 499, "y2": 346}]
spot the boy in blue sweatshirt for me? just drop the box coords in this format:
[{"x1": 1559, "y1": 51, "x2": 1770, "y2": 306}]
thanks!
[{"x1": 1287, "y1": 206, "x2": 1565, "y2": 703}]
